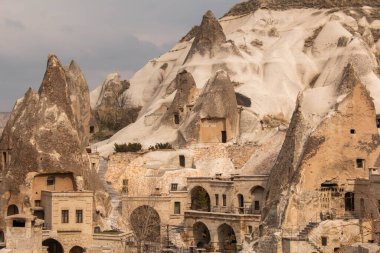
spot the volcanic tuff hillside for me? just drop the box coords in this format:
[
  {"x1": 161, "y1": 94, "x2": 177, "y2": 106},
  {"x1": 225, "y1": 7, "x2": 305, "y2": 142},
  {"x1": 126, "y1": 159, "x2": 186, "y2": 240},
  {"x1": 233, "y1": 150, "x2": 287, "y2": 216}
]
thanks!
[
  {"x1": 92, "y1": 1, "x2": 380, "y2": 156},
  {"x1": 88, "y1": 0, "x2": 380, "y2": 238}
]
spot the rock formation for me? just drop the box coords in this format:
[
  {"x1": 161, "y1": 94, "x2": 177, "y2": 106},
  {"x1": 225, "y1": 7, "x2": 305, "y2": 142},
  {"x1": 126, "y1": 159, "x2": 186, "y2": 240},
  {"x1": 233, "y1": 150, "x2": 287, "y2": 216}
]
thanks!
[
  {"x1": 260, "y1": 64, "x2": 380, "y2": 250},
  {"x1": 0, "y1": 55, "x2": 92, "y2": 189},
  {"x1": 161, "y1": 70, "x2": 198, "y2": 127},
  {"x1": 226, "y1": 0, "x2": 380, "y2": 16},
  {"x1": 91, "y1": 73, "x2": 140, "y2": 141},
  {"x1": 178, "y1": 70, "x2": 238, "y2": 144},
  {"x1": 184, "y1": 10, "x2": 231, "y2": 62}
]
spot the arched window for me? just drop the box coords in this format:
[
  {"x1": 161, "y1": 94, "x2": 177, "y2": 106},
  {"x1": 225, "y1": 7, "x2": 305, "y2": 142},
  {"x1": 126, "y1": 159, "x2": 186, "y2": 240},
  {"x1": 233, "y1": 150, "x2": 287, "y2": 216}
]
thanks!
[
  {"x1": 251, "y1": 186, "x2": 265, "y2": 214},
  {"x1": 190, "y1": 186, "x2": 211, "y2": 212},
  {"x1": 7, "y1": 205, "x2": 19, "y2": 216}
]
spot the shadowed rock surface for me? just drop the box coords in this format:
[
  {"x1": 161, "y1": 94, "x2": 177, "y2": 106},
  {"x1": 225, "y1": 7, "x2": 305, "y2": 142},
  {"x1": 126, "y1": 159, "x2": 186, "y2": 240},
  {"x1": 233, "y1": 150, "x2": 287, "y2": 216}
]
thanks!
[
  {"x1": 92, "y1": 73, "x2": 140, "y2": 141},
  {"x1": 161, "y1": 70, "x2": 198, "y2": 127}
]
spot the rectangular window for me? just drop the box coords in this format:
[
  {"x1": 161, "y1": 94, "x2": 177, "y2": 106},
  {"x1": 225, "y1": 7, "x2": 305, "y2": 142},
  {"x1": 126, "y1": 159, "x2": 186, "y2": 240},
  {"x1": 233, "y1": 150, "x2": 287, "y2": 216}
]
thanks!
[
  {"x1": 215, "y1": 194, "x2": 219, "y2": 206},
  {"x1": 321, "y1": 236, "x2": 328, "y2": 246},
  {"x1": 174, "y1": 202, "x2": 181, "y2": 214},
  {"x1": 378, "y1": 200, "x2": 380, "y2": 213},
  {"x1": 171, "y1": 183, "x2": 178, "y2": 191},
  {"x1": 76, "y1": 210, "x2": 83, "y2": 223},
  {"x1": 61, "y1": 210, "x2": 69, "y2": 223},
  {"x1": 34, "y1": 200, "x2": 41, "y2": 207},
  {"x1": 179, "y1": 155, "x2": 185, "y2": 167},
  {"x1": 47, "y1": 176, "x2": 55, "y2": 185},
  {"x1": 222, "y1": 194, "x2": 227, "y2": 207},
  {"x1": 356, "y1": 159, "x2": 365, "y2": 168}
]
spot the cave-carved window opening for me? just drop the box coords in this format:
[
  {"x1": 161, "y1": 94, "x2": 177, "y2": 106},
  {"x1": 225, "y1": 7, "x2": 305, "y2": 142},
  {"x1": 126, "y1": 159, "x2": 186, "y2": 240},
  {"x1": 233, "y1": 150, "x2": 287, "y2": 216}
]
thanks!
[
  {"x1": 174, "y1": 114, "x2": 180, "y2": 125},
  {"x1": 47, "y1": 176, "x2": 55, "y2": 186},
  {"x1": 376, "y1": 115, "x2": 380, "y2": 128},
  {"x1": 221, "y1": 131, "x2": 227, "y2": 143},
  {"x1": 179, "y1": 155, "x2": 185, "y2": 167},
  {"x1": 12, "y1": 219, "x2": 25, "y2": 227},
  {"x1": 90, "y1": 126, "x2": 95, "y2": 134},
  {"x1": 321, "y1": 236, "x2": 328, "y2": 246},
  {"x1": 350, "y1": 129, "x2": 356, "y2": 134},
  {"x1": 356, "y1": 159, "x2": 365, "y2": 169}
]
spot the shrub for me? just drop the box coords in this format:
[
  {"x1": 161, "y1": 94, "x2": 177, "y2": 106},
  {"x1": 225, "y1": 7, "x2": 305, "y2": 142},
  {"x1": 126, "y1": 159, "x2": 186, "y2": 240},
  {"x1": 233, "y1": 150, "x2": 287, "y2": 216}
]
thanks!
[
  {"x1": 114, "y1": 143, "x2": 142, "y2": 153},
  {"x1": 148, "y1": 142, "x2": 173, "y2": 151}
]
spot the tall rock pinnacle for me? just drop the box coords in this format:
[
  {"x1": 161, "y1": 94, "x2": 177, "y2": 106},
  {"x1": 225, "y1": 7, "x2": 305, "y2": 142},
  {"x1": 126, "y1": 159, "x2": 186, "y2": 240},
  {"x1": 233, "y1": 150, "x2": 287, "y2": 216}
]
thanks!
[{"x1": 184, "y1": 10, "x2": 227, "y2": 62}]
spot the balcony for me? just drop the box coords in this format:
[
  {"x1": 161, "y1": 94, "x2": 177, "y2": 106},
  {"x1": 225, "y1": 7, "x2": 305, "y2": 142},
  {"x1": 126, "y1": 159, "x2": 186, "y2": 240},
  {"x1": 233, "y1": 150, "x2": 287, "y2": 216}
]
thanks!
[{"x1": 185, "y1": 209, "x2": 261, "y2": 222}]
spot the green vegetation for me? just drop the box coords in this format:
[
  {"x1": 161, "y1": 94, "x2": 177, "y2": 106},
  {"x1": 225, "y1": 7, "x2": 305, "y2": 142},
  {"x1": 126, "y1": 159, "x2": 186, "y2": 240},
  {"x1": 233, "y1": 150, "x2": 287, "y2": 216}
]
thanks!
[
  {"x1": 114, "y1": 142, "x2": 142, "y2": 153},
  {"x1": 148, "y1": 142, "x2": 173, "y2": 151}
]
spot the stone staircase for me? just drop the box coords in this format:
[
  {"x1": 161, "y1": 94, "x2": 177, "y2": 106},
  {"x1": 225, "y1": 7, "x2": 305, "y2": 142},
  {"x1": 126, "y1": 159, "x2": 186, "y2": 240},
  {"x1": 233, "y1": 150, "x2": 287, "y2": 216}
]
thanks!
[
  {"x1": 98, "y1": 158, "x2": 122, "y2": 230},
  {"x1": 297, "y1": 222, "x2": 319, "y2": 240},
  {"x1": 308, "y1": 240, "x2": 323, "y2": 253}
]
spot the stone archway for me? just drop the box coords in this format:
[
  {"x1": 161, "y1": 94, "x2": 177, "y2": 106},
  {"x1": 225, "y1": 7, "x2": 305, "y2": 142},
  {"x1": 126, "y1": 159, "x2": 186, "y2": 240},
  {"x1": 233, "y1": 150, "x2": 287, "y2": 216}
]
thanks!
[
  {"x1": 130, "y1": 205, "x2": 161, "y2": 243},
  {"x1": 217, "y1": 223, "x2": 237, "y2": 253},
  {"x1": 7, "y1": 205, "x2": 19, "y2": 216},
  {"x1": 190, "y1": 186, "x2": 211, "y2": 212},
  {"x1": 42, "y1": 238, "x2": 64, "y2": 253},
  {"x1": 193, "y1": 222, "x2": 211, "y2": 251},
  {"x1": 251, "y1": 186, "x2": 265, "y2": 214},
  {"x1": 69, "y1": 246, "x2": 84, "y2": 253}
]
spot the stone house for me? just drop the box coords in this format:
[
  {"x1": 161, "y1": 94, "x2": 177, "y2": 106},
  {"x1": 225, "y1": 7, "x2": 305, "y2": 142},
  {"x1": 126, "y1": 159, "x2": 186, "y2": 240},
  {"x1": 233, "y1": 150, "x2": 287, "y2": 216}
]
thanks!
[{"x1": 122, "y1": 174, "x2": 268, "y2": 252}]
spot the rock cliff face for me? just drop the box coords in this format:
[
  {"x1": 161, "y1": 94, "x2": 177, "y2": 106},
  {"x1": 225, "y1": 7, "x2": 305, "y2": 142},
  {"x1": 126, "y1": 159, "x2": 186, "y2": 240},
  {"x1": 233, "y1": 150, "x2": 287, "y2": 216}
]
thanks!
[
  {"x1": 0, "y1": 55, "x2": 92, "y2": 189},
  {"x1": 178, "y1": 70, "x2": 238, "y2": 144},
  {"x1": 91, "y1": 73, "x2": 140, "y2": 141},
  {"x1": 226, "y1": 0, "x2": 380, "y2": 16},
  {"x1": 161, "y1": 70, "x2": 198, "y2": 127},
  {"x1": 262, "y1": 64, "x2": 380, "y2": 237},
  {"x1": 185, "y1": 10, "x2": 227, "y2": 62}
]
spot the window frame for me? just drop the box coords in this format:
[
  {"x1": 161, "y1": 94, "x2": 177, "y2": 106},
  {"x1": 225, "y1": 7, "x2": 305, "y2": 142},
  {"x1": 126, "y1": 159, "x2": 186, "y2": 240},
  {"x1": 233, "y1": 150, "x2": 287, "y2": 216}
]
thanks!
[
  {"x1": 171, "y1": 183, "x2": 178, "y2": 191},
  {"x1": 76, "y1": 209, "x2": 83, "y2": 223},
  {"x1": 174, "y1": 202, "x2": 181, "y2": 215},
  {"x1": 61, "y1": 210, "x2": 69, "y2": 223}
]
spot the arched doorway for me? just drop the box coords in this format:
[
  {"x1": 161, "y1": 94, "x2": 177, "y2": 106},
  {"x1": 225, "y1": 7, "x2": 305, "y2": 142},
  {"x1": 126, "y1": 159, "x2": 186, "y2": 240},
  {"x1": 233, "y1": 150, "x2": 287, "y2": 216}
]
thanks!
[
  {"x1": 193, "y1": 222, "x2": 211, "y2": 251},
  {"x1": 7, "y1": 205, "x2": 19, "y2": 216},
  {"x1": 130, "y1": 205, "x2": 161, "y2": 244},
  {"x1": 217, "y1": 223, "x2": 237, "y2": 253},
  {"x1": 191, "y1": 186, "x2": 211, "y2": 212},
  {"x1": 69, "y1": 246, "x2": 84, "y2": 253},
  {"x1": 237, "y1": 194, "x2": 244, "y2": 214},
  {"x1": 345, "y1": 192, "x2": 355, "y2": 211},
  {"x1": 251, "y1": 186, "x2": 265, "y2": 214},
  {"x1": 42, "y1": 239, "x2": 64, "y2": 253}
]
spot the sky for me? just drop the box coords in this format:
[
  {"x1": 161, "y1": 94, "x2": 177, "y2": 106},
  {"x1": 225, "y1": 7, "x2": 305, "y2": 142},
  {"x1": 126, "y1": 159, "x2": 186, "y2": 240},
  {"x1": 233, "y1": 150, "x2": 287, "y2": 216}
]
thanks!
[{"x1": 0, "y1": 0, "x2": 238, "y2": 112}]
